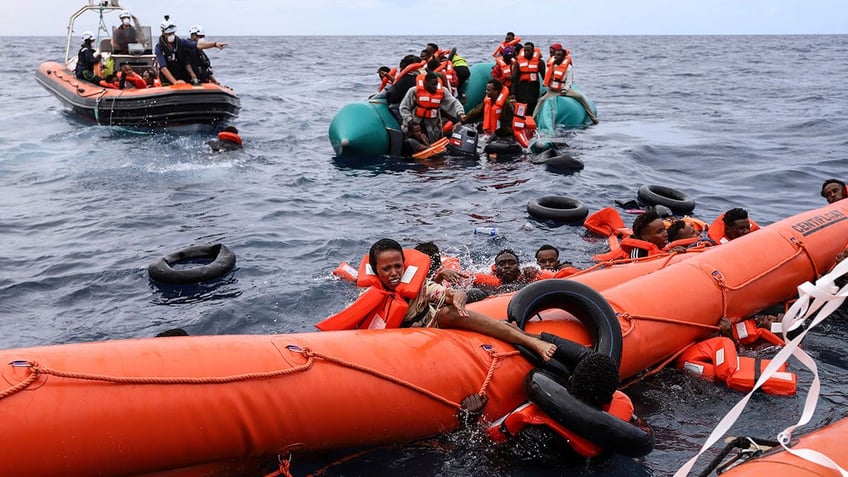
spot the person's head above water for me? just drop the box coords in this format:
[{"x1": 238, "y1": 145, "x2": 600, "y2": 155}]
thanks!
[
  {"x1": 632, "y1": 209, "x2": 667, "y2": 248},
  {"x1": 722, "y1": 208, "x2": 751, "y2": 240},
  {"x1": 368, "y1": 238, "x2": 405, "y2": 290},
  {"x1": 821, "y1": 178, "x2": 847, "y2": 204},
  {"x1": 570, "y1": 353, "x2": 620, "y2": 408},
  {"x1": 494, "y1": 249, "x2": 521, "y2": 283}
]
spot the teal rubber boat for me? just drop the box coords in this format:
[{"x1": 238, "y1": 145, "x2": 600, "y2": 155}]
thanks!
[{"x1": 328, "y1": 63, "x2": 596, "y2": 158}]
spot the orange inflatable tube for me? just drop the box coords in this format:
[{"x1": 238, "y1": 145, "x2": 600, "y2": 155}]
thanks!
[
  {"x1": 719, "y1": 417, "x2": 848, "y2": 476},
  {"x1": 0, "y1": 204, "x2": 846, "y2": 475}
]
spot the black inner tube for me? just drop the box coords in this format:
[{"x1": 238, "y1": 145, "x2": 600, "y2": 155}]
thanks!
[
  {"x1": 527, "y1": 196, "x2": 589, "y2": 223},
  {"x1": 148, "y1": 243, "x2": 236, "y2": 285},
  {"x1": 637, "y1": 184, "x2": 696, "y2": 215},
  {"x1": 507, "y1": 279, "x2": 622, "y2": 366}
]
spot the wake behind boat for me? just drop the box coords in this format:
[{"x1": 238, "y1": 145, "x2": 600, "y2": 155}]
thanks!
[{"x1": 35, "y1": 1, "x2": 240, "y2": 126}]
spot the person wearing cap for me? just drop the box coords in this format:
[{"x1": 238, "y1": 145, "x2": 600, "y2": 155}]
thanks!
[
  {"x1": 154, "y1": 17, "x2": 227, "y2": 86},
  {"x1": 188, "y1": 25, "x2": 219, "y2": 84},
  {"x1": 111, "y1": 10, "x2": 138, "y2": 54},
  {"x1": 492, "y1": 45, "x2": 516, "y2": 89},
  {"x1": 74, "y1": 31, "x2": 102, "y2": 84}
]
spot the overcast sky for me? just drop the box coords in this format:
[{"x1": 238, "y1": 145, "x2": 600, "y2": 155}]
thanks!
[{"x1": 4, "y1": 0, "x2": 846, "y2": 36}]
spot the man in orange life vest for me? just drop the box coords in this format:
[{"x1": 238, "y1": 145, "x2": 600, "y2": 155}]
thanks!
[
  {"x1": 534, "y1": 46, "x2": 598, "y2": 125},
  {"x1": 511, "y1": 42, "x2": 545, "y2": 117},
  {"x1": 399, "y1": 72, "x2": 466, "y2": 145},
  {"x1": 463, "y1": 78, "x2": 516, "y2": 139},
  {"x1": 319, "y1": 239, "x2": 557, "y2": 360}
]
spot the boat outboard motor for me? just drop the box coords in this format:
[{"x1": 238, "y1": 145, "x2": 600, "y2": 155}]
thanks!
[{"x1": 447, "y1": 124, "x2": 478, "y2": 156}]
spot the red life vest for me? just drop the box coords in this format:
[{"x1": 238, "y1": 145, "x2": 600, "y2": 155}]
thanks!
[
  {"x1": 378, "y1": 67, "x2": 397, "y2": 92},
  {"x1": 482, "y1": 86, "x2": 510, "y2": 134},
  {"x1": 619, "y1": 236, "x2": 664, "y2": 259},
  {"x1": 217, "y1": 131, "x2": 242, "y2": 146},
  {"x1": 516, "y1": 48, "x2": 542, "y2": 82},
  {"x1": 315, "y1": 249, "x2": 431, "y2": 331},
  {"x1": 117, "y1": 70, "x2": 148, "y2": 89},
  {"x1": 434, "y1": 60, "x2": 458, "y2": 87},
  {"x1": 496, "y1": 56, "x2": 514, "y2": 82},
  {"x1": 492, "y1": 36, "x2": 522, "y2": 58},
  {"x1": 731, "y1": 318, "x2": 785, "y2": 347},
  {"x1": 543, "y1": 58, "x2": 572, "y2": 92},
  {"x1": 677, "y1": 336, "x2": 797, "y2": 396},
  {"x1": 487, "y1": 391, "x2": 634, "y2": 458},
  {"x1": 414, "y1": 74, "x2": 444, "y2": 119}
]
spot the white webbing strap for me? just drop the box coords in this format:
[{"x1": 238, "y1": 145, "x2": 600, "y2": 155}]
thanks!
[{"x1": 674, "y1": 257, "x2": 848, "y2": 477}]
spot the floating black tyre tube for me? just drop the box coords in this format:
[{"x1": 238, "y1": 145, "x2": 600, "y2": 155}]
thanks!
[
  {"x1": 507, "y1": 279, "x2": 622, "y2": 367},
  {"x1": 544, "y1": 154, "x2": 584, "y2": 173},
  {"x1": 526, "y1": 370, "x2": 655, "y2": 458},
  {"x1": 637, "y1": 184, "x2": 696, "y2": 215},
  {"x1": 483, "y1": 141, "x2": 523, "y2": 155},
  {"x1": 148, "y1": 243, "x2": 236, "y2": 284},
  {"x1": 527, "y1": 196, "x2": 589, "y2": 223}
]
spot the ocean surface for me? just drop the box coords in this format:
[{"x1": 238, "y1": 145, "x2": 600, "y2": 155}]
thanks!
[{"x1": 2, "y1": 34, "x2": 847, "y2": 476}]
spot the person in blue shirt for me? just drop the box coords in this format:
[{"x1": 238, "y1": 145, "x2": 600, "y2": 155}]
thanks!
[
  {"x1": 154, "y1": 18, "x2": 226, "y2": 86},
  {"x1": 74, "y1": 31, "x2": 102, "y2": 84}
]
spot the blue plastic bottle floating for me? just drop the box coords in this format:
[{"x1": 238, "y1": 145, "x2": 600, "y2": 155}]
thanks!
[{"x1": 473, "y1": 227, "x2": 498, "y2": 236}]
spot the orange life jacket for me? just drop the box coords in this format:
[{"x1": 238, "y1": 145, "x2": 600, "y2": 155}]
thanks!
[
  {"x1": 547, "y1": 49, "x2": 572, "y2": 68},
  {"x1": 677, "y1": 336, "x2": 797, "y2": 396},
  {"x1": 731, "y1": 318, "x2": 785, "y2": 347},
  {"x1": 434, "y1": 60, "x2": 458, "y2": 87},
  {"x1": 117, "y1": 70, "x2": 148, "y2": 89},
  {"x1": 332, "y1": 261, "x2": 358, "y2": 282},
  {"x1": 619, "y1": 236, "x2": 664, "y2": 259},
  {"x1": 414, "y1": 74, "x2": 444, "y2": 119},
  {"x1": 516, "y1": 48, "x2": 542, "y2": 82},
  {"x1": 492, "y1": 36, "x2": 522, "y2": 58},
  {"x1": 315, "y1": 249, "x2": 431, "y2": 331},
  {"x1": 218, "y1": 131, "x2": 242, "y2": 146},
  {"x1": 393, "y1": 60, "x2": 426, "y2": 83},
  {"x1": 473, "y1": 272, "x2": 501, "y2": 288},
  {"x1": 707, "y1": 213, "x2": 761, "y2": 244},
  {"x1": 511, "y1": 102, "x2": 536, "y2": 148},
  {"x1": 496, "y1": 56, "x2": 514, "y2": 82},
  {"x1": 487, "y1": 391, "x2": 634, "y2": 458},
  {"x1": 543, "y1": 58, "x2": 572, "y2": 92},
  {"x1": 482, "y1": 86, "x2": 510, "y2": 134},
  {"x1": 378, "y1": 67, "x2": 397, "y2": 92},
  {"x1": 99, "y1": 79, "x2": 119, "y2": 89}
]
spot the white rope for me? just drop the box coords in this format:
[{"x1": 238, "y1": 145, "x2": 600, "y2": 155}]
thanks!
[{"x1": 674, "y1": 257, "x2": 848, "y2": 477}]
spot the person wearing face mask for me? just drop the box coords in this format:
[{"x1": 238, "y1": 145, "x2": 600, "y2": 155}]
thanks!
[
  {"x1": 111, "y1": 10, "x2": 138, "y2": 54},
  {"x1": 154, "y1": 17, "x2": 227, "y2": 86}
]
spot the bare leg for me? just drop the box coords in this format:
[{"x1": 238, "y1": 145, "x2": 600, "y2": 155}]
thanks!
[{"x1": 437, "y1": 307, "x2": 556, "y2": 361}]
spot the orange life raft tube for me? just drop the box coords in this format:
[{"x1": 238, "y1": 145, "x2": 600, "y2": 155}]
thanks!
[
  {"x1": 0, "y1": 203, "x2": 846, "y2": 476},
  {"x1": 717, "y1": 417, "x2": 848, "y2": 477}
]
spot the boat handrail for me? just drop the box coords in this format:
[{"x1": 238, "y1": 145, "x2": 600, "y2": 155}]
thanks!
[{"x1": 63, "y1": 1, "x2": 125, "y2": 65}]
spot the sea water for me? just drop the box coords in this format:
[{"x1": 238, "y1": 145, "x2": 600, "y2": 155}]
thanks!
[{"x1": 1, "y1": 34, "x2": 847, "y2": 476}]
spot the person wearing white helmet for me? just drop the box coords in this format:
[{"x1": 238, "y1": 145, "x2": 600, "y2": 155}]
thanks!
[
  {"x1": 188, "y1": 25, "x2": 219, "y2": 84},
  {"x1": 154, "y1": 16, "x2": 228, "y2": 86},
  {"x1": 74, "y1": 31, "x2": 102, "y2": 84},
  {"x1": 111, "y1": 9, "x2": 138, "y2": 54}
]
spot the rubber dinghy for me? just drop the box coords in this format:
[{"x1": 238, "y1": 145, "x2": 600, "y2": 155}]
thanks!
[
  {"x1": 717, "y1": 417, "x2": 848, "y2": 476},
  {"x1": 328, "y1": 62, "x2": 597, "y2": 157},
  {"x1": 35, "y1": 2, "x2": 240, "y2": 126},
  {"x1": 0, "y1": 203, "x2": 845, "y2": 476}
]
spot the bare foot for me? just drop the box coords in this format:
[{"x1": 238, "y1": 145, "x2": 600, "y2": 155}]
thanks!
[{"x1": 529, "y1": 337, "x2": 557, "y2": 362}]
